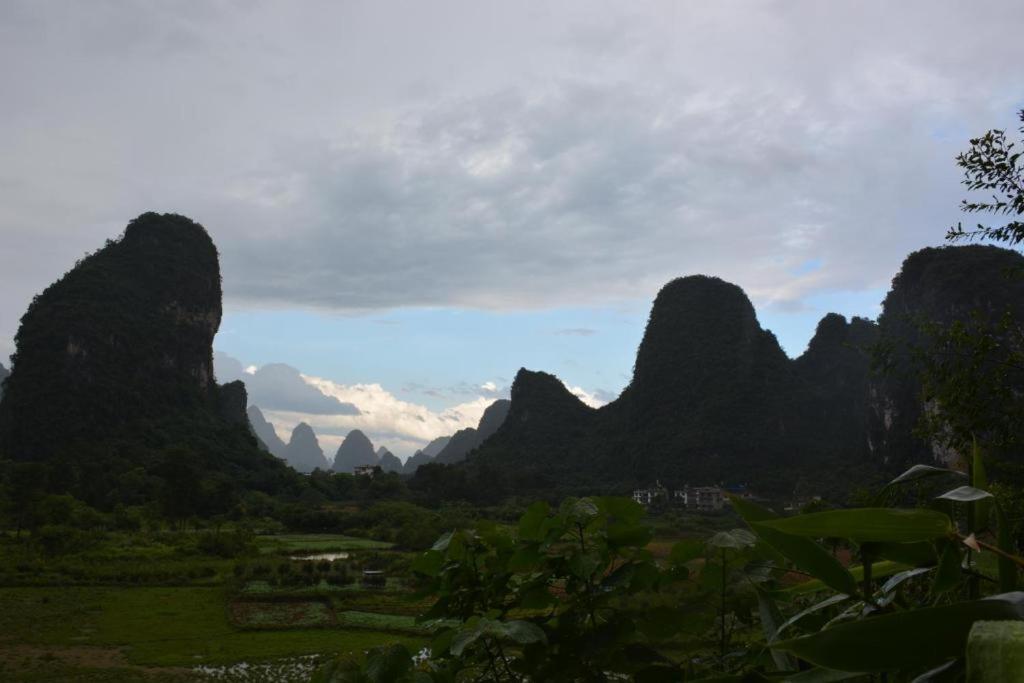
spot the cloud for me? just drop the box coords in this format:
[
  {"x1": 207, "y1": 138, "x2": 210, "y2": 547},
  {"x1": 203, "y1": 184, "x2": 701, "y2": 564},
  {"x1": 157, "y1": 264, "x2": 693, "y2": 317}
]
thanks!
[
  {"x1": 214, "y1": 352, "x2": 360, "y2": 416},
  {"x1": 1, "y1": 1, "x2": 1023, "y2": 351},
  {"x1": 567, "y1": 385, "x2": 610, "y2": 409},
  {"x1": 271, "y1": 375, "x2": 494, "y2": 459}
]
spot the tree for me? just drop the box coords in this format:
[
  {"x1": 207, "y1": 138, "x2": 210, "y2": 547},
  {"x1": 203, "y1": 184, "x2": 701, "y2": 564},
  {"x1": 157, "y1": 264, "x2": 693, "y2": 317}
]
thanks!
[
  {"x1": 156, "y1": 448, "x2": 203, "y2": 527},
  {"x1": 914, "y1": 109, "x2": 1024, "y2": 460},
  {"x1": 6, "y1": 462, "x2": 47, "y2": 537},
  {"x1": 947, "y1": 109, "x2": 1024, "y2": 245}
]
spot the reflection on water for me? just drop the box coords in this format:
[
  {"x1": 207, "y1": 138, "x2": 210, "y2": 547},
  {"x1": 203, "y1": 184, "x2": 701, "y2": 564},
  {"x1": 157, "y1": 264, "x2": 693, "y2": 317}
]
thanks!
[{"x1": 291, "y1": 552, "x2": 349, "y2": 561}]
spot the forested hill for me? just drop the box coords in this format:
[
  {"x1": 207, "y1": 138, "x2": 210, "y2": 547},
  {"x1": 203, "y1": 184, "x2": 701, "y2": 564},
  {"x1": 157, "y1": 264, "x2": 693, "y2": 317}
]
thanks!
[
  {"x1": 0, "y1": 213, "x2": 299, "y2": 508},
  {"x1": 437, "y1": 246, "x2": 1024, "y2": 500},
  {"x1": 872, "y1": 245, "x2": 1024, "y2": 469}
]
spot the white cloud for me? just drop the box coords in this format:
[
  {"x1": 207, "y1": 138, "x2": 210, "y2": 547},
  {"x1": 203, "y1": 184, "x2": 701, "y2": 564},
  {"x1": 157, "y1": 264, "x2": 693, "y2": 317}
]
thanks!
[
  {"x1": 567, "y1": 386, "x2": 608, "y2": 409},
  {"x1": 1, "y1": 1, "x2": 1022, "y2": 350},
  {"x1": 278, "y1": 375, "x2": 494, "y2": 460}
]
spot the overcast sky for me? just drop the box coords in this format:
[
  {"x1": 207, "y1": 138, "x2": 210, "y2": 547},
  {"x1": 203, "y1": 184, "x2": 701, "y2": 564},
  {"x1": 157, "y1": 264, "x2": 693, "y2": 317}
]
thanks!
[{"x1": 2, "y1": 1, "x2": 1022, "y2": 458}]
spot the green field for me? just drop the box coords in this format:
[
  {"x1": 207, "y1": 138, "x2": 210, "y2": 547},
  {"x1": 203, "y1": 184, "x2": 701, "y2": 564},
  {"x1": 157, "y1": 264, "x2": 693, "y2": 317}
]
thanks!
[
  {"x1": 0, "y1": 585, "x2": 424, "y2": 680},
  {"x1": 256, "y1": 533, "x2": 394, "y2": 554}
]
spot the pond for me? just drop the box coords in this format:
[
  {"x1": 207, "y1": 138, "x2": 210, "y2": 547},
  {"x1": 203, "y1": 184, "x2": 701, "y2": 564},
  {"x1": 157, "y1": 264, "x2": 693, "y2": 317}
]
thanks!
[{"x1": 290, "y1": 552, "x2": 349, "y2": 561}]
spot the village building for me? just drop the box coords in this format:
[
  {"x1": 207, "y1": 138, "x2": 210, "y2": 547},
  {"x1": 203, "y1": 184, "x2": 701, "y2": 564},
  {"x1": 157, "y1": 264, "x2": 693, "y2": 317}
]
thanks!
[
  {"x1": 632, "y1": 481, "x2": 668, "y2": 506},
  {"x1": 633, "y1": 483, "x2": 727, "y2": 511},
  {"x1": 353, "y1": 464, "x2": 377, "y2": 477}
]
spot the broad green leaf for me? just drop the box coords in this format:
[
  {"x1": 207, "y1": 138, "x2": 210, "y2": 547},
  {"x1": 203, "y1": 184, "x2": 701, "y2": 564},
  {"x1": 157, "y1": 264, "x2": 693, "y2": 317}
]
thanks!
[
  {"x1": 887, "y1": 464, "x2": 966, "y2": 487},
  {"x1": 772, "y1": 592, "x2": 1024, "y2": 672},
  {"x1": 733, "y1": 495, "x2": 858, "y2": 597},
  {"x1": 496, "y1": 619, "x2": 547, "y2": 645},
  {"x1": 782, "y1": 561, "x2": 911, "y2": 597},
  {"x1": 517, "y1": 501, "x2": 550, "y2": 541},
  {"x1": 431, "y1": 531, "x2": 455, "y2": 551},
  {"x1": 876, "y1": 567, "x2": 933, "y2": 606},
  {"x1": 729, "y1": 494, "x2": 779, "y2": 523},
  {"x1": 865, "y1": 541, "x2": 936, "y2": 567},
  {"x1": 607, "y1": 521, "x2": 654, "y2": 548},
  {"x1": 758, "y1": 508, "x2": 953, "y2": 543},
  {"x1": 669, "y1": 539, "x2": 704, "y2": 566},
  {"x1": 873, "y1": 465, "x2": 966, "y2": 505},
  {"x1": 567, "y1": 498, "x2": 599, "y2": 523},
  {"x1": 752, "y1": 524, "x2": 860, "y2": 597},
  {"x1": 596, "y1": 496, "x2": 645, "y2": 524},
  {"x1": 880, "y1": 567, "x2": 933, "y2": 595},
  {"x1": 937, "y1": 485, "x2": 993, "y2": 503},
  {"x1": 508, "y1": 545, "x2": 543, "y2": 572},
  {"x1": 909, "y1": 660, "x2": 960, "y2": 683},
  {"x1": 411, "y1": 549, "x2": 444, "y2": 577},
  {"x1": 773, "y1": 592, "x2": 851, "y2": 641},
  {"x1": 755, "y1": 587, "x2": 796, "y2": 671}
]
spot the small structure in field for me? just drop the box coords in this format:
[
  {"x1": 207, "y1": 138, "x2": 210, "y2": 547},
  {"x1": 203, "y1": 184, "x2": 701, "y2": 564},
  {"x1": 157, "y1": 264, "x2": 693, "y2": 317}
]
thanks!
[
  {"x1": 632, "y1": 481, "x2": 668, "y2": 507},
  {"x1": 353, "y1": 464, "x2": 376, "y2": 477},
  {"x1": 683, "y1": 486, "x2": 725, "y2": 511}
]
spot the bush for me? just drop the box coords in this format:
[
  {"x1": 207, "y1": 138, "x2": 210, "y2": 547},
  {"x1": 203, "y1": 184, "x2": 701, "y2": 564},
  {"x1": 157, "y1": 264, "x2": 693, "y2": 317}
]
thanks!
[
  {"x1": 34, "y1": 525, "x2": 95, "y2": 556},
  {"x1": 195, "y1": 531, "x2": 253, "y2": 558}
]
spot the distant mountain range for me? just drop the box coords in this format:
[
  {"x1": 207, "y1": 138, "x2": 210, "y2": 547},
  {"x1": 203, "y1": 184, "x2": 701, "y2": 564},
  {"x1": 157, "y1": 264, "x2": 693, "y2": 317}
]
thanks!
[
  {"x1": 433, "y1": 400, "x2": 510, "y2": 464},
  {"x1": 377, "y1": 447, "x2": 403, "y2": 473},
  {"x1": 332, "y1": 429, "x2": 377, "y2": 473},
  {"x1": 433, "y1": 245, "x2": 1024, "y2": 500},
  {"x1": 3, "y1": 211, "x2": 1019, "y2": 504},
  {"x1": 245, "y1": 402, "x2": 509, "y2": 476}
]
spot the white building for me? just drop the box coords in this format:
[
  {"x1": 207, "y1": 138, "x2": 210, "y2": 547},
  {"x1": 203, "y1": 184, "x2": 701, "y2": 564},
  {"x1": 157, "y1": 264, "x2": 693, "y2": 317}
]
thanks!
[
  {"x1": 354, "y1": 464, "x2": 377, "y2": 477},
  {"x1": 632, "y1": 481, "x2": 668, "y2": 507}
]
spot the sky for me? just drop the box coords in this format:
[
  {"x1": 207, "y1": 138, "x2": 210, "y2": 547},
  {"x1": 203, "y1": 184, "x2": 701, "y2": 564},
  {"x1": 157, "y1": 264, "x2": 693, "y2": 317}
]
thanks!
[{"x1": 1, "y1": 1, "x2": 1022, "y2": 459}]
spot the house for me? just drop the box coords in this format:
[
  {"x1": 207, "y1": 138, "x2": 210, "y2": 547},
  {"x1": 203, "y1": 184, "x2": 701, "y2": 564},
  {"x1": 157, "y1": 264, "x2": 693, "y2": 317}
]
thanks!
[
  {"x1": 633, "y1": 482, "x2": 727, "y2": 511},
  {"x1": 354, "y1": 464, "x2": 377, "y2": 477},
  {"x1": 689, "y1": 486, "x2": 725, "y2": 511},
  {"x1": 632, "y1": 481, "x2": 668, "y2": 507}
]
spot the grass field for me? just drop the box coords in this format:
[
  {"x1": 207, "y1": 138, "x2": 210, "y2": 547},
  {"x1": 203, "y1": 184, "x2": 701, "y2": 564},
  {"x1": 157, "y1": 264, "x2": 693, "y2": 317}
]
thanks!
[
  {"x1": 0, "y1": 586, "x2": 424, "y2": 680},
  {"x1": 256, "y1": 534, "x2": 394, "y2": 554}
]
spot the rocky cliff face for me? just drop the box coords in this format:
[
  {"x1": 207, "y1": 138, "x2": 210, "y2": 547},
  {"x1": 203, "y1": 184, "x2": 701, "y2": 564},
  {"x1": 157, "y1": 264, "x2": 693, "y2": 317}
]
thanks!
[
  {"x1": 461, "y1": 277, "x2": 884, "y2": 497},
  {"x1": 0, "y1": 213, "x2": 295, "y2": 503},
  {"x1": 458, "y1": 249, "x2": 1024, "y2": 500},
  {"x1": 0, "y1": 213, "x2": 227, "y2": 459},
  {"x1": 872, "y1": 245, "x2": 1024, "y2": 469},
  {"x1": 283, "y1": 422, "x2": 329, "y2": 473},
  {"x1": 332, "y1": 429, "x2": 377, "y2": 473},
  {"x1": 434, "y1": 399, "x2": 511, "y2": 464},
  {"x1": 247, "y1": 405, "x2": 288, "y2": 458}
]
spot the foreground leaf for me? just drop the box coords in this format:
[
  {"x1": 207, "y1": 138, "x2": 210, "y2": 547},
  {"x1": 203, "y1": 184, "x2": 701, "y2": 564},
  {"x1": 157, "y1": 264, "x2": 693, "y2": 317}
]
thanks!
[
  {"x1": 782, "y1": 561, "x2": 912, "y2": 597},
  {"x1": 936, "y1": 485, "x2": 992, "y2": 503},
  {"x1": 873, "y1": 465, "x2": 965, "y2": 505},
  {"x1": 772, "y1": 592, "x2": 1024, "y2": 672},
  {"x1": 757, "y1": 508, "x2": 953, "y2": 543},
  {"x1": 732, "y1": 496, "x2": 859, "y2": 597}
]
